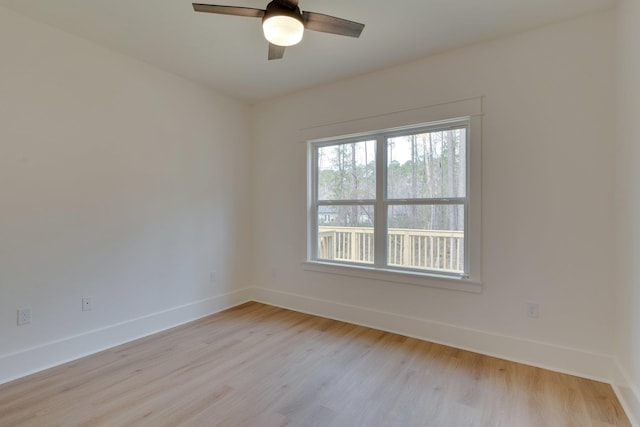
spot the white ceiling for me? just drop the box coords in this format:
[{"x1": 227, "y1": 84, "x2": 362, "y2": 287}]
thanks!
[{"x1": 0, "y1": 0, "x2": 616, "y2": 103}]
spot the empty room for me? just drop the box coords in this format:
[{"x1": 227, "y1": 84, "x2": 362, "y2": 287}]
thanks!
[{"x1": 0, "y1": 0, "x2": 639, "y2": 425}]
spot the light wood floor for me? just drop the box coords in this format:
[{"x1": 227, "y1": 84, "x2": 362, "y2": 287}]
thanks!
[{"x1": 0, "y1": 302, "x2": 630, "y2": 427}]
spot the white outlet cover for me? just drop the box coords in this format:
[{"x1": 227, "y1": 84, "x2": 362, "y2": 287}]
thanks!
[
  {"x1": 526, "y1": 302, "x2": 539, "y2": 318},
  {"x1": 17, "y1": 308, "x2": 32, "y2": 325}
]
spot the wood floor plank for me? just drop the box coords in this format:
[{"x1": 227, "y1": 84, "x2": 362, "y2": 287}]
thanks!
[{"x1": 0, "y1": 302, "x2": 631, "y2": 427}]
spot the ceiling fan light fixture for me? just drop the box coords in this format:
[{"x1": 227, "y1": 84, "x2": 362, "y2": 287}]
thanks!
[
  {"x1": 262, "y1": 14, "x2": 304, "y2": 47},
  {"x1": 193, "y1": 1, "x2": 365, "y2": 60}
]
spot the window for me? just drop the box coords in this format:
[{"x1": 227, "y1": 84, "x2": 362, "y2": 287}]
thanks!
[{"x1": 307, "y1": 115, "x2": 480, "y2": 287}]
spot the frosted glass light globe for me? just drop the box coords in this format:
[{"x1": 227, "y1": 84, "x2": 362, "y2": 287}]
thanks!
[{"x1": 263, "y1": 15, "x2": 304, "y2": 46}]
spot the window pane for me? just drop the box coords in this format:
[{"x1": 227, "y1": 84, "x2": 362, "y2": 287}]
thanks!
[
  {"x1": 318, "y1": 205, "x2": 374, "y2": 264},
  {"x1": 387, "y1": 128, "x2": 466, "y2": 199},
  {"x1": 388, "y1": 205, "x2": 464, "y2": 273},
  {"x1": 318, "y1": 140, "x2": 376, "y2": 201}
]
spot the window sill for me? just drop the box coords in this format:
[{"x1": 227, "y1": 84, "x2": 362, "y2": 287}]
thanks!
[{"x1": 302, "y1": 261, "x2": 482, "y2": 293}]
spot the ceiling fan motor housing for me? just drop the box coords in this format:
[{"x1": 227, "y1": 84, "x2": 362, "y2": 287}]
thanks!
[{"x1": 263, "y1": 0, "x2": 303, "y2": 26}]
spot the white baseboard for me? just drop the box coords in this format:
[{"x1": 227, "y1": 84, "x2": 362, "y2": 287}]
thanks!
[
  {"x1": 0, "y1": 288, "x2": 252, "y2": 385},
  {"x1": 4, "y1": 286, "x2": 636, "y2": 425},
  {"x1": 251, "y1": 287, "x2": 615, "y2": 384},
  {"x1": 612, "y1": 360, "x2": 640, "y2": 427}
]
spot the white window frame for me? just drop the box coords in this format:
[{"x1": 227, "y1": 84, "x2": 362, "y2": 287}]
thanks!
[{"x1": 302, "y1": 98, "x2": 482, "y2": 293}]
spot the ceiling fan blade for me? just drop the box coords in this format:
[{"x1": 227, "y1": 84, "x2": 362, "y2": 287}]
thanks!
[
  {"x1": 192, "y1": 4, "x2": 265, "y2": 18},
  {"x1": 268, "y1": 43, "x2": 286, "y2": 60},
  {"x1": 303, "y1": 12, "x2": 365, "y2": 38}
]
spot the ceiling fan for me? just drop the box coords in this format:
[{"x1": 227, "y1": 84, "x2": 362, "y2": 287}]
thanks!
[{"x1": 192, "y1": 0, "x2": 365, "y2": 60}]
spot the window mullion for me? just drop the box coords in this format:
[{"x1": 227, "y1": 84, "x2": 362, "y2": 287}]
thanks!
[
  {"x1": 386, "y1": 198, "x2": 466, "y2": 206},
  {"x1": 374, "y1": 136, "x2": 387, "y2": 267},
  {"x1": 316, "y1": 200, "x2": 376, "y2": 206}
]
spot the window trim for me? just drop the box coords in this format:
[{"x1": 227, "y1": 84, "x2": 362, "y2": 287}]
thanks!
[
  {"x1": 301, "y1": 260, "x2": 482, "y2": 293},
  {"x1": 303, "y1": 98, "x2": 482, "y2": 292}
]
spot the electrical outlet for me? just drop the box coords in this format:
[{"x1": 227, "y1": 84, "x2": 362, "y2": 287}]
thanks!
[
  {"x1": 526, "y1": 302, "x2": 539, "y2": 319},
  {"x1": 82, "y1": 297, "x2": 92, "y2": 312},
  {"x1": 17, "y1": 308, "x2": 31, "y2": 325}
]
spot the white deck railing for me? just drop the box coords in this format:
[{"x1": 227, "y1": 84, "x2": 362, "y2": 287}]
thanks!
[{"x1": 318, "y1": 226, "x2": 464, "y2": 273}]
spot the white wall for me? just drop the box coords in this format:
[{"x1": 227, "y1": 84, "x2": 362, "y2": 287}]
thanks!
[
  {"x1": 252, "y1": 11, "x2": 617, "y2": 380},
  {"x1": 615, "y1": 0, "x2": 640, "y2": 423},
  {"x1": 1, "y1": 2, "x2": 631, "y2": 414},
  {"x1": 0, "y1": 7, "x2": 252, "y2": 382}
]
